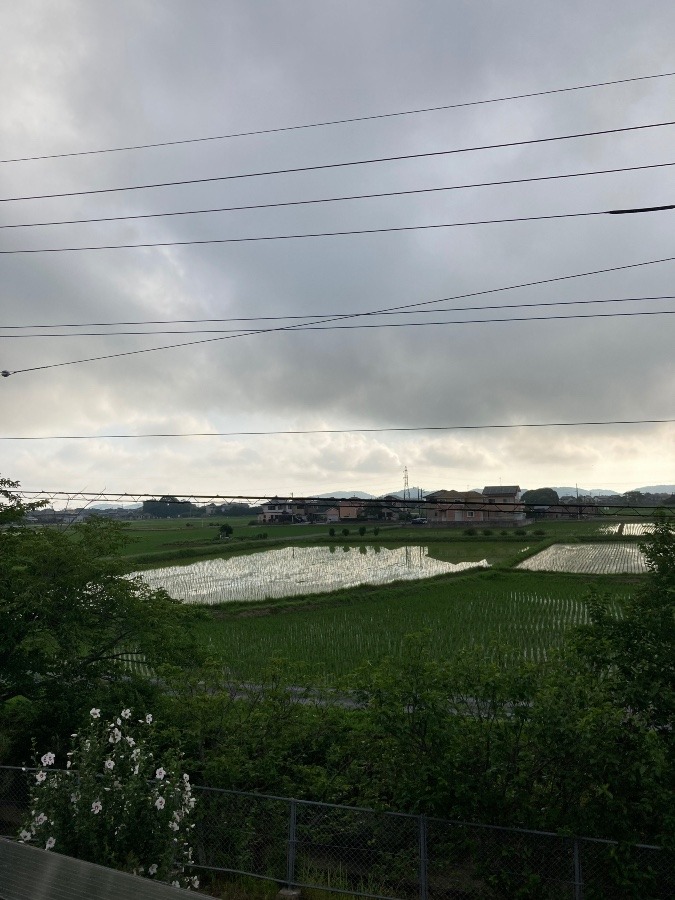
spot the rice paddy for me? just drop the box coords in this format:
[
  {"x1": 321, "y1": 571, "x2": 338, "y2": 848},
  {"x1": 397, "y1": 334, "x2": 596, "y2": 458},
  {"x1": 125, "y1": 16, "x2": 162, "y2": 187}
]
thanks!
[
  {"x1": 195, "y1": 576, "x2": 627, "y2": 678},
  {"x1": 598, "y1": 523, "x2": 654, "y2": 536},
  {"x1": 135, "y1": 545, "x2": 490, "y2": 604},
  {"x1": 517, "y1": 542, "x2": 647, "y2": 574}
]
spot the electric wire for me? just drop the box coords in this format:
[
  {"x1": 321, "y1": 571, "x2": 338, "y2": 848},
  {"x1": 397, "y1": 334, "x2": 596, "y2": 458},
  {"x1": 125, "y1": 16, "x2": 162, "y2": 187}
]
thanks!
[
  {"x1": 2, "y1": 308, "x2": 674, "y2": 338},
  {"x1": 1, "y1": 205, "x2": 672, "y2": 255},
  {"x1": 2, "y1": 418, "x2": 673, "y2": 441},
  {"x1": 3, "y1": 161, "x2": 675, "y2": 230},
  {"x1": 4, "y1": 68, "x2": 675, "y2": 164},
  {"x1": 4, "y1": 294, "x2": 673, "y2": 331},
  {"x1": 3, "y1": 253, "x2": 675, "y2": 376},
  {"x1": 2, "y1": 119, "x2": 674, "y2": 204}
]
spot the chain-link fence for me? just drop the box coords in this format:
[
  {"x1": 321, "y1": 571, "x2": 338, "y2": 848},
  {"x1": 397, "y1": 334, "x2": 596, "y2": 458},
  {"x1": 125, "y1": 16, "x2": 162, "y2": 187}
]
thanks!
[{"x1": 1, "y1": 766, "x2": 672, "y2": 899}]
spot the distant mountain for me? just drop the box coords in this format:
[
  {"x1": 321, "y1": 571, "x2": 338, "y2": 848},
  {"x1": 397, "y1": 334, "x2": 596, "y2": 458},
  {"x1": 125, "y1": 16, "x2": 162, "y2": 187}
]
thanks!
[
  {"x1": 635, "y1": 485, "x2": 675, "y2": 494},
  {"x1": 377, "y1": 487, "x2": 427, "y2": 500},
  {"x1": 312, "y1": 491, "x2": 375, "y2": 500},
  {"x1": 550, "y1": 487, "x2": 620, "y2": 497}
]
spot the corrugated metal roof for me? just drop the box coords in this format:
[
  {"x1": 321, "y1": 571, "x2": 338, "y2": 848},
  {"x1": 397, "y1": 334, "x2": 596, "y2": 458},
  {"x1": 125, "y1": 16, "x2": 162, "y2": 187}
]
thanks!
[{"x1": 0, "y1": 838, "x2": 209, "y2": 900}]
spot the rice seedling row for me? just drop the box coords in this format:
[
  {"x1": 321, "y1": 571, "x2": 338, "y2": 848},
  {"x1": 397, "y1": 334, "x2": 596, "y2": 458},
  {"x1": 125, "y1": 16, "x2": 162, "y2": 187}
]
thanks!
[
  {"x1": 517, "y1": 543, "x2": 647, "y2": 574},
  {"x1": 196, "y1": 585, "x2": 626, "y2": 678}
]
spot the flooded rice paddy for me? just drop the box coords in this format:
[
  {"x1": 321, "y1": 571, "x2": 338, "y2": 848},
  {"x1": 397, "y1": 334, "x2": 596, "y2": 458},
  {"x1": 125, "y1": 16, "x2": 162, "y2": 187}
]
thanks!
[
  {"x1": 517, "y1": 542, "x2": 647, "y2": 574},
  {"x1": 135, "y1": 545, "x2": 489, "y2": 604}
]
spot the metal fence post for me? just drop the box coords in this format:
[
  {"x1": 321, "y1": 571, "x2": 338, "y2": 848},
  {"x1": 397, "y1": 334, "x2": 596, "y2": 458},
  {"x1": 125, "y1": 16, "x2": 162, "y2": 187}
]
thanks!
[
  {"x1": 286, "y1": 799, "x2": 297, "y2": 887},
  {"x1": 418, "y1": 814, "x2": 428, "y2": 900},
  {"x1": 573, "y1": 838, "x2": 583, "y2": 900}
]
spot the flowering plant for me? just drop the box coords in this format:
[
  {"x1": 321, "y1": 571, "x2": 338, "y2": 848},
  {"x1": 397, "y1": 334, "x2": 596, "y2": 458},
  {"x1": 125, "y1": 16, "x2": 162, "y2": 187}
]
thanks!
[{"x1": 19, "y1": 708, "x2": 198, "y2": 889}]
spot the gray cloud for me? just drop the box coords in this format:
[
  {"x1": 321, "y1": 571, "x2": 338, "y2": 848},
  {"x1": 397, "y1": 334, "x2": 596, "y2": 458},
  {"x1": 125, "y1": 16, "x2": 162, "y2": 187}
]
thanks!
[{"x1": 1, "y1": 0, "x2": 674, "y2": 497}]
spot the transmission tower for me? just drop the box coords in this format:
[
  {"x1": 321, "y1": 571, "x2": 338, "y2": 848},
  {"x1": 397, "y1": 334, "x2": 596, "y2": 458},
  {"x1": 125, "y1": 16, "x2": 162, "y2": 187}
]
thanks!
[{"x1": 403, "y1": 466, "x2": 410, "y2": 502}]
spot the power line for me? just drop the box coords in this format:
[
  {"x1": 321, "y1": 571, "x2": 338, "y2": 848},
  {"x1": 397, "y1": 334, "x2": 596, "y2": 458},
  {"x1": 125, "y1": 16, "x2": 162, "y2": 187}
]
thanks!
[
  {"x1": 4, "y1": 68, "x2": 675, "y2": 164},
  {"x1": 2, "y1": 418, "x2": 673, "y2": 440},
  {"x1": 4, "y1": 294, "x2": 674, "y2": 331},
  {"x1": 2, "y1": 309, "x2": 674, "y2": 338},
  {"x1": 1, "y1": 205, "x2": 672, "y2": 255},
  {"x1": 3, "y1": 252, "x2": 675, "y2": 377},
  {"x1": 2, "y1": 119, "x2": 674, "y2": 204},
  {"x1": 3, "y1": 161, "x2": 675, "y2": 230}
]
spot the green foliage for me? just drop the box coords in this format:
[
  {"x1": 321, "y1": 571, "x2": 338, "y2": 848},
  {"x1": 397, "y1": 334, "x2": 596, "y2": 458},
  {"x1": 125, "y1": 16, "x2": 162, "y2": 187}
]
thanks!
[
  {"x1": 20, "y1": 708, "x2": 198, "y2": 888},
  {"x1": 573, "y1": 516, "x2": 675, "y2": 730},
  {"x1": 218, "y1": 524, "x2": 233, "y2": 538},
  {"x1": 522, "y1": 488, "x2": 560, "y2": 506},
  {"x1": 358, "y1": 526, "x2": 366, "y2": 537},
  {"x1": 0, "y1": 476, "x2": 204, "y2": 762},
  {"x1": 341, "y1": 528, "x2": 349, "y2": 537}
]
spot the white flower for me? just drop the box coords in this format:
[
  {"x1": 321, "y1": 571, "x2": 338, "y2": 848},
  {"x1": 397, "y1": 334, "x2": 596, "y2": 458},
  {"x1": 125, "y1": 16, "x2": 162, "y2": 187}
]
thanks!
[
  {"x1": 91, "y1": 800, "x2": 102, "y2": 814},
  {"x1": 121, "y1": 708, "x2": 131, "y2": 719},
  {"x1": 172, "y1": 882, "x2": 180, "y2": 888},
  {"x1": 182, "y1": 773, "x2": 190, "y2": 783},
  {"x1": 169, "y1": 821, "x2": 179, "y2": 831},
  {"x1": 45, "y1": 837, "x2": 55, "y2": 850},
  {"x1": 191, "y1": 877, "x2": 199, "y2": 889},
  {"x1": 145, "y1": 714, "x2": 153, "y2": 724},
  {"x1": 131, "y1": 747, "x2": 140, "y2": 760},
  {"x1": 125, "y1": 736, "x2": 135, "y2": 747},
  {"x1": 66, "y1": 761, "x2": 71, "y2": 769},
  {"x1": 40, "y1": 752, "x2": 55, "y2": 767},
  {"x1": 109, "y1": 727, "x2": 122, "y2": 744},
  {"x1": 35, "y1": 771, "x2": 46, "y2": 783},
  {"x1": 19, "y1": 830, "x2": 31, "y2": 842},
  {"x1": 155, "y1": 767, "x2": 166, "y2": 781},
  {"x1": 104, "y1": 759, "x2": 115, "y2": 771},
  {"x1": 35, "y1": 813, "x2": 47, "y2": 825},
  {"x1": 148, "y1": 863, "x2": 158, "y2": 875},
  {"x1": 133, "y1": 765, "x2": 140, "y2": 775},
  {"x1": 70, "y1": 793, "x2": 79, "y2": 804},
  {"x1": 154, "y1": 796, "x2": 165, "y2": 810},
  {"x1": 90, "y1": 708, "x2": 100, "y2": 718}
]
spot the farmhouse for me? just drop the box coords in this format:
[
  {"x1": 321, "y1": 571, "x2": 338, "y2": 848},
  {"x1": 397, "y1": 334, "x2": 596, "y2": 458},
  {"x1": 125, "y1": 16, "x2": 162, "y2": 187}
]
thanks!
[
  {"x1": 424, "y1": 486, "x2": 527, "y2": 526},
  {"x1": 258, "y1": 498, "x2": 307, "y2": 524},
  {"x1": 424, "y1": 490, "x2": 486, "y2": 524}
]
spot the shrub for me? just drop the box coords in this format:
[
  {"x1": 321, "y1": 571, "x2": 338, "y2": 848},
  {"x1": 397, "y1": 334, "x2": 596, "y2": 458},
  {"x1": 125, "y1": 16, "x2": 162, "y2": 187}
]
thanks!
[
  {"x1": 20, "y1": 708, "x2": 198, "y2": 889},
  {"x1": 358, "y1": 526, "x2": 366, "y2": 536},
  {"x1": 329, "y1": 527, "x2": 335, "y2": 537},
  {"x1": 482, "y1": 528, "x2": 493, "y2": 536},
  {"x1": 515, "y1": 528, "x2": 526, "y2": 535},
  {"x1": 342, "y1": 528, "x2": 350, "y2": 537},
  {"x1": 373, "y1": 527, "x2": 380, "y2": 536},
  {"x1": 464, "y1": 528, "x2": 477, "y2": 536}
]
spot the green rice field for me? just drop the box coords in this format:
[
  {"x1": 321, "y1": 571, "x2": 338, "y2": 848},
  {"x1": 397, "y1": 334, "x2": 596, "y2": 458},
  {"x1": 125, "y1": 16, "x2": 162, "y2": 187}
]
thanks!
[{"x1": 194, "y1": 571, "x2": 631, "y2": 679}]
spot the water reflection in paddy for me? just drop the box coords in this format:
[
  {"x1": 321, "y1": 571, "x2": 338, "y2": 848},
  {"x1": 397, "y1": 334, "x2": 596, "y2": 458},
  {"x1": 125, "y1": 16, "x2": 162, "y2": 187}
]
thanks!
[{"x1": 136, "y1": 545, "x2": 489, "y2": 604}]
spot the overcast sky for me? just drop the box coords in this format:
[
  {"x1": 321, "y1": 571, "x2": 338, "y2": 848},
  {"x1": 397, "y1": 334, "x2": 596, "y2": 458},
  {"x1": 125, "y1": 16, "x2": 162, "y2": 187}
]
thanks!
[{"x1": 1, "y1": 0, "x2": 674, "y2": 501}]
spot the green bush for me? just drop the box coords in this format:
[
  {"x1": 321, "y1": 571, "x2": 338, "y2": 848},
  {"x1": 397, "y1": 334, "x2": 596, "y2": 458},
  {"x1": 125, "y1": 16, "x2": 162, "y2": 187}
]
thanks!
[
  {"x1": 464, "y1": 528, "x2": 477, "y2": 536},
  {"x1": 329, "y1": 527, "x2": 336, "y2": 537},
  {"x1": 358, "y1": 526, "x2": 366, "y2": 536},
  {"x1": 482, "y1": 528, "x2": 493, "y2": 536},
  {"x1": 342, "y1": 528, "x2": 350, "y2": 537}
]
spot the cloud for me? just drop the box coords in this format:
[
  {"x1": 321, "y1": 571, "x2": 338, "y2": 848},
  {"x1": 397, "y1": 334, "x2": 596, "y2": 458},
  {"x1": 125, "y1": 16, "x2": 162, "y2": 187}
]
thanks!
[{"x1": 2, "y1": 1, "x2": 674, "y2": 497}]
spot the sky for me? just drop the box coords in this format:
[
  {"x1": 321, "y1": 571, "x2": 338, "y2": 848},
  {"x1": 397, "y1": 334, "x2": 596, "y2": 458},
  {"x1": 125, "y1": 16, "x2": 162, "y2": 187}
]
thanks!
[{"x1": 1, "y1": 0, "x2": 674, "y2": 502}]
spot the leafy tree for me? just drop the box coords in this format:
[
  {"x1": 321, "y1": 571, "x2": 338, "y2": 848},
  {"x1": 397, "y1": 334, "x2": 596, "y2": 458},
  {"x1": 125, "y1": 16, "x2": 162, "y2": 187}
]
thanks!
[
  {"x1": 0, "y1": 477, "x2": 203, "y2": 761},
  {"x1": 521, "y1": 487, "x2": 560, "y2": 506},
  {"x1": 572, "y1": 516, "x2": 675, "y2": 730}
]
